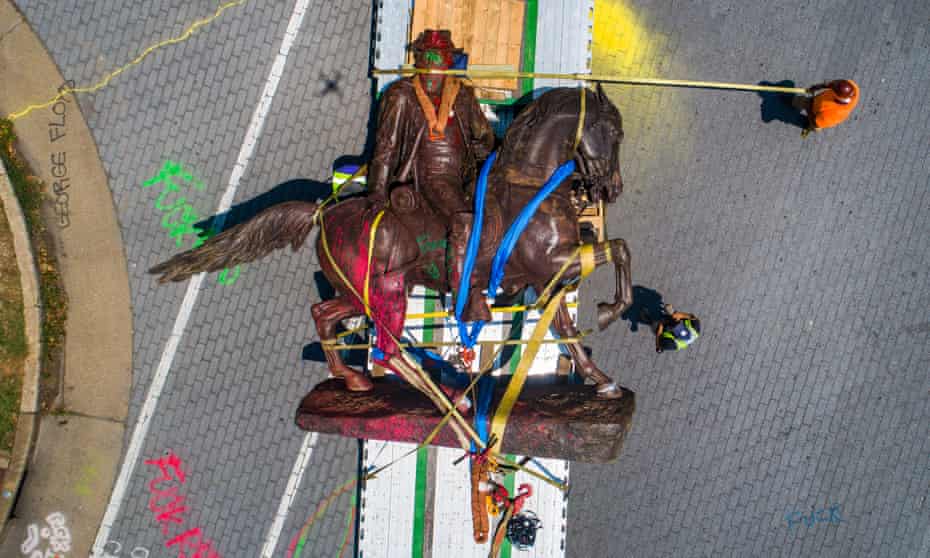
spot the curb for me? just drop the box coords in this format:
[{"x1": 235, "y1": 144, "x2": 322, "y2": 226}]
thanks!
[{"x1": 0, "y1": 159, "x2": 42, "y2": 529}]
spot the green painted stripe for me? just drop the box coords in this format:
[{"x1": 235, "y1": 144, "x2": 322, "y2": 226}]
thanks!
[
  {"x1": 521, "y1": 0, "x2": 539, "y2": 98},
  {"x1": 500, "y1": 452, "x2": 516, "y2": 558},
  {"x1": 411, "y1": 290, "x2": 437, "y2": 557},
  {"x1": 412, "y1": 446, "x2": 429, "y2": 558}
]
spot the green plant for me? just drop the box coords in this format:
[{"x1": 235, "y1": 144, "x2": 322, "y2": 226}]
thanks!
[
  {"x1": 0, "y1": 119, "x2": 68, "y2": 365},
  {"x1": 0, "y1": 373, "x2": 20, "y2": 451}
]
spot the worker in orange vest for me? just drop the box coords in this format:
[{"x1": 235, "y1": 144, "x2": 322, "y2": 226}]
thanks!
[{"x1": 793, "y1": 79, "x2": 860, "y2": 137}]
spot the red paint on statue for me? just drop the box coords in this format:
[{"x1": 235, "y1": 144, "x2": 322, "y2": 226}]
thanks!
[{"x1": 325, "y1": 209, "x2": 407, "y2": 363}]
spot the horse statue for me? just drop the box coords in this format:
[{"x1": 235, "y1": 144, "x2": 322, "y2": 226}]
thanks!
[{"x1": 150, "y1": 85, "x2": 632, "y2": 404}]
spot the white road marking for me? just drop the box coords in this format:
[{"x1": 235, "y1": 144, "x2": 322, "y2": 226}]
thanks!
[
  {"x1": 260, "y1": 432, "x2": 319, "y2": 557},
  {"x1": 91, "y1": 0, "x2": 310, "y2": 555}
]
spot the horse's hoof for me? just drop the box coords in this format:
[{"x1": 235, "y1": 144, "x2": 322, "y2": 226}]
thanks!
[
  {"x1": 595, "y1": 382, "x2": 623, "y2": 399},
  {"x1": 343, "y1": 374, "x2": 374, "y2": 392},
  {"x1": 597, "y1": 303, "x2": 617, "y2": 331}
]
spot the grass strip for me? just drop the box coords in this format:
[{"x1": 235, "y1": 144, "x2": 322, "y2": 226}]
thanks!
[{"x1": 0, "y1": 119, "x2": 68, "y2": 369}]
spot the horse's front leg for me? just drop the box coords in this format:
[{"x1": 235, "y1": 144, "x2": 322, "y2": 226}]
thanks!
[
  {"x1": 547, "y1": 238, "x2": 632, "y2": 330},
  {"x1": 593, "y1": 238, "x2": 632, "y2": 330},
  {"x1": 311, "y1": 296, "x2": 373, "y2": 391},
  {"x1": 550, "y1": 298, "x2": 622, "y2": 399}
]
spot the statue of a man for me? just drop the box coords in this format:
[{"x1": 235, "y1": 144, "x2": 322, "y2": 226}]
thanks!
[{"x1": 367, "y1": 29, "x2": 496, "y2": 322}]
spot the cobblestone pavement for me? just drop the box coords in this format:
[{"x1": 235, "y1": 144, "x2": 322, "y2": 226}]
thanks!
[{"x1": 14, "y1": 0, "x2": 930, "y2": 557}]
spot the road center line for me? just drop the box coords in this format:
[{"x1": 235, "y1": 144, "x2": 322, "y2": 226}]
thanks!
[{"x1": 91, "y1": 1, "x2": 310, "y2": 555}]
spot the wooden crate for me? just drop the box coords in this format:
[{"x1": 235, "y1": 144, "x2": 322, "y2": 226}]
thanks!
[{"x1": 409, "y1": 0, "x2": 526, "y2": 101}]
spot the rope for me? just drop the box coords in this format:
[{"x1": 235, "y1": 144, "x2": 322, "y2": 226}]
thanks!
[
  {"x1": 405, "y1": 301, "x2": 579, "y2": 320},
  {"x1": 318, "y1": 216, "x2": 482, "y2": 450},
  {"x1": 321, "y1": 334, "x2": 588, "y2": 352},
  {"x1": 371, "y1": 67, "x2": 807, "y2": 95},
  {"x1": 363, "y1": 209, "x2": 387, "y2": 317},
  {"x1": 7, "y1": 0, "x2": 248, "y2": 121}
]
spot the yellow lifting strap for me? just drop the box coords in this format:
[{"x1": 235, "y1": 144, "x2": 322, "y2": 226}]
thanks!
[
  {"x1": 372, "y1": 68, "x2": 807, "y2": 95},
  {"x1": 363, "y1": 209, "x2": 387, "y2": 317},
  {"x1": 489, "y1": 289, "x2": 568, "y2": 455},
  {"x1": 579, "y1": 244, "x2": 597, "y2": 280}
]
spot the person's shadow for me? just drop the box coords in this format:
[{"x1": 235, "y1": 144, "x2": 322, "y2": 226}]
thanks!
[
  {"x1": 619, "y1": 285, "x2": 667, "y2": 333},
  {"x1": 758, "y1": 80, "x2": 807, "y2": 129}
]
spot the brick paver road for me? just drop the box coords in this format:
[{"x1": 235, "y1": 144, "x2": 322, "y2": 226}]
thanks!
[{"x1": 14, "y1": 0, "x2": 930, "y2": 556}]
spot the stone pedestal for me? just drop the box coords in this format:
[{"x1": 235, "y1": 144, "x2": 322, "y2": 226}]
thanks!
[{"x1": 295, "y1": 378, "x2": 636, "y2": 463}]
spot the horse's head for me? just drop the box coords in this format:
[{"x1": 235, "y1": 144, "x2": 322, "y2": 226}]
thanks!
[
  {"x1": 574, "y1": 83, "x2": 624, "y2": 204},
  {"x1": 498, "y1": 86, "x2": 624, "y2": 202}
]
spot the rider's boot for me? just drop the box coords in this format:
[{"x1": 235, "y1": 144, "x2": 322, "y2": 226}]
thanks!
[{"x1": 449, "y1": 212, "x2": 492, "y2": 323}]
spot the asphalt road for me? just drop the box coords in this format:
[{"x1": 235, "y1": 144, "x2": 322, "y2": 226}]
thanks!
[{"x1": 14, "y1": 0, "x2": 930, "y2": 556}]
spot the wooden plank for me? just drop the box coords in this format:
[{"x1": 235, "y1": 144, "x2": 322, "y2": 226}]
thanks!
[
  {"x1": 457, "y1": 1, "x2": 473, "y2": 52},
  {"x1": 508, "y1": 0, "x2": 524, "y2": 74},
  {"x1": 486, "y1": 0, "x2": 502, "y2": 90}
]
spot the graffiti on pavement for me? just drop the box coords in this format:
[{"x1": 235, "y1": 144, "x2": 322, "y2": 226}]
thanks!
[
  {"x1": 785, "y1": 503, "x2": 843, "y2": 529},
  {"x1": 102, "y1": 540, "x2": 150, "y2": 558},
  {"x1": 145, "y1": 451, "x2": 222, "y2": 557},
  {"x1": 47, "y1": 80, "x2": 76, "y2": 229},
  {"x1": 141, "y1": 160, "x2": 241, "y2": 285},
  {"x1": 20, "y1": 511, "x2": 71, "y2": 557}
]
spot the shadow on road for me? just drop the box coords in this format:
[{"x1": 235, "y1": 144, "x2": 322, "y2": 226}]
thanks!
[{"x1": 757, "y1": 80, "x2": 807, "y2": 129}]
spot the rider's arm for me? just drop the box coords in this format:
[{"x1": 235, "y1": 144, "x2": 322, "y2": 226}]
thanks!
[
  {"x1": 655, "y1": 322, "x2": 665, "y2": 352},
  {"x1": 368, "y1": 85, "x2": 406, "y2": 200},
  {"x1": 464, "y1": 85, "x2": 496, "y2": 160}
]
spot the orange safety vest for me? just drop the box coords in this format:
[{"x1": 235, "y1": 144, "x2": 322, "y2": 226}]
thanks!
[{"x1": 811, "y1": 80, "x2": 860, "y2": 129}]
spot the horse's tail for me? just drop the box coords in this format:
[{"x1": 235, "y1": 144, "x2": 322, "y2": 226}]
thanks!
[{"x1": 149, "y1": 200, "x2": 319, "y2": 283}]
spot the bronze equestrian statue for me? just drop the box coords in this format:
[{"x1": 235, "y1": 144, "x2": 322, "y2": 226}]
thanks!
[{"x1": 150, "y1": 83, "x2": 632, "y2": 400}]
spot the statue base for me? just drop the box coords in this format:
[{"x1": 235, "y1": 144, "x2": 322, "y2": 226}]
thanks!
[{"x1": 295, "y1": 377, "x2": 635, "y2": 463}]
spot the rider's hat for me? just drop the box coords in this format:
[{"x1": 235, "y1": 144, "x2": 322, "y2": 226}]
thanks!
[{"x1": 411, "y1": 29, "x2": 457, "y2": 52}]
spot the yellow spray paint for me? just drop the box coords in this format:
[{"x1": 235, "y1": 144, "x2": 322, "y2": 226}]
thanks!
[
  {"x1": 592, "y1": 0, "x2": 659, "y2": 77},
  {"x1": 592, "y1": 0, "x2": 694, "y2": 177}
]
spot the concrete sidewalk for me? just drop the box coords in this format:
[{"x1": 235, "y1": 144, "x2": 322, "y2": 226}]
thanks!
[{"x1": 0, "y1": 1, "x2": 131, "y2": 555}]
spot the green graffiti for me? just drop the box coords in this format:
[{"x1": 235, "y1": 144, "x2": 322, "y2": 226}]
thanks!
[
  {"x1": 417, "y1": 234, "x2": 446, "y2": 280},
  {"x1": 142, "y1": 160, "x2": 241, "y2": 285},
  {"x1": 217, "y1": 265, "x2": 240, "y2": 285},
  {"x1": 416, "y1": 234, "x2": 447, "y2": 254},
  {"x1": 423, "y1": 50, "x2": 444, "y2": 65}
]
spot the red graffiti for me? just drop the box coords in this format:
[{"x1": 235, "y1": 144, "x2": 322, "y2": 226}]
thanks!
[{"x1": 144, "y1": 452, "x2": 222, "y2": 558}]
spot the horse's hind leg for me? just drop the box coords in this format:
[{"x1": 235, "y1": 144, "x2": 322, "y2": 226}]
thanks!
[
  {"x1": 550, "y1": 298, "x2": 622, "y2": 399},
  {"x1": 311, "y1": 296, "x2": 373, "y2": 391}
]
